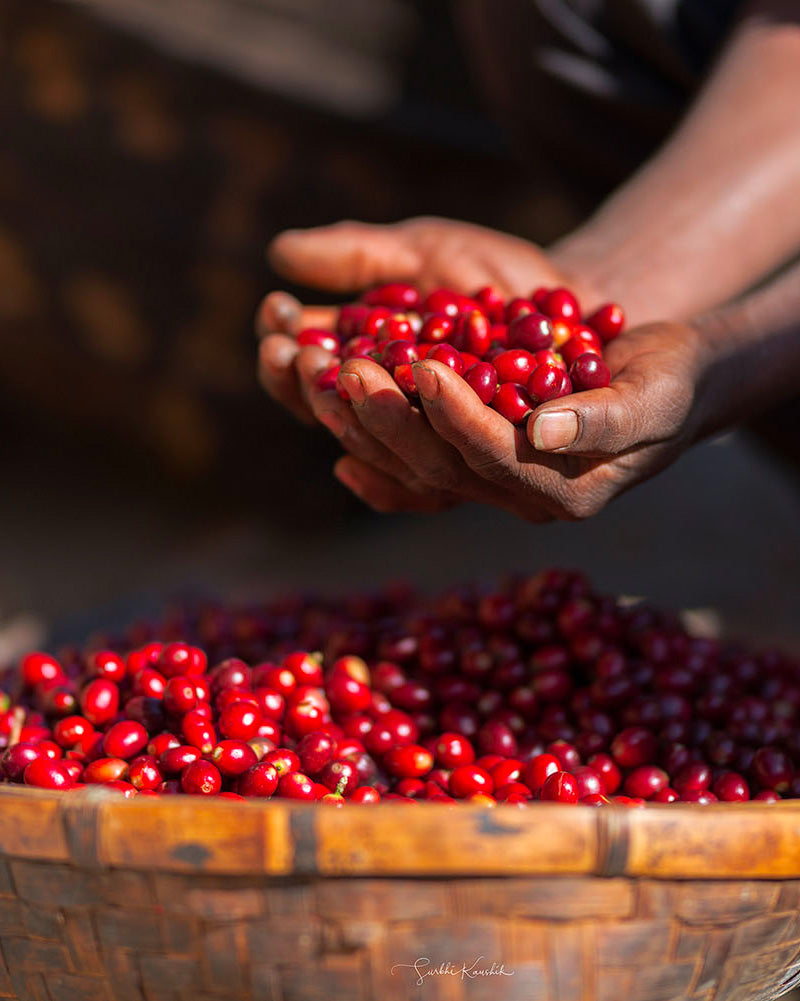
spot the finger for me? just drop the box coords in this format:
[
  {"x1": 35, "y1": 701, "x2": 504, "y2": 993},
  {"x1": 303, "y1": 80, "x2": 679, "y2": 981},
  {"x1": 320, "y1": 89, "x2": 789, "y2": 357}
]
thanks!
[
  {"x1": 528, "y1": 364, "x2": 691, "y2": 457},
  {"x1": 256, "y1": 292, "x2": 338, "y2": 340},
  {"x1": 255, "y1": 292, "x2": 303, "y2": 338},
  {"x1": 257, "y1": 335, "x2": 316, "y2": 424},
  {"x1": 296, "y1": 350, "x2": 428, "y2": 489},
  {"x1": 268, "y1": 221, "x2": 421, "y2": 293},
  {"x1": 337, "y1": 360, "x2": 502, "y2": 502},
  {"x1": 334, "y1": 456, "x2": 457, "y2": 515},
  {"x1": 411, "y1": 361, "x2": 525, "y2": 487}
]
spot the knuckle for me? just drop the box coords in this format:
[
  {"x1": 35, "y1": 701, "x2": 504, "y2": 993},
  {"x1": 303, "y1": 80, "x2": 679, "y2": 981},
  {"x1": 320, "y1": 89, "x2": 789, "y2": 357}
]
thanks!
[
  {"x1": 420, "y1": 462, "x2": 462, "y2": 492},
  {"x1": 470, "y1": 451, "x2": 515, "y2": 485}
]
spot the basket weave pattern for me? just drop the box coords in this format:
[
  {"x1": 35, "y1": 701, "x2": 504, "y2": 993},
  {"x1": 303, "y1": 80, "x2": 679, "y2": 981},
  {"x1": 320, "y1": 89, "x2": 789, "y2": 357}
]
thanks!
[
  {"x1": 3, "y1": 866, "x2": 800, "y2": 1001},
  {"x1": 3, "y1": 790, "x2": 800, "y2": 1001}
]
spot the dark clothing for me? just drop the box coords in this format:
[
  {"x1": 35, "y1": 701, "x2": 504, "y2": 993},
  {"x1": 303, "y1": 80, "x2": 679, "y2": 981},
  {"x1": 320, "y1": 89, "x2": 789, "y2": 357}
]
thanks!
[{"x1": 458, "y1": 0, "x2": 744, "y2": 185}]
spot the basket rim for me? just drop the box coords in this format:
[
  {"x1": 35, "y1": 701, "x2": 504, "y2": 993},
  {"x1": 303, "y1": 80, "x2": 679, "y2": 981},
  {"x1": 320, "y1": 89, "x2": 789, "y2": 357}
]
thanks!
[{"x1": 2, "y1": 785, "x2": 800, "y2": 879}]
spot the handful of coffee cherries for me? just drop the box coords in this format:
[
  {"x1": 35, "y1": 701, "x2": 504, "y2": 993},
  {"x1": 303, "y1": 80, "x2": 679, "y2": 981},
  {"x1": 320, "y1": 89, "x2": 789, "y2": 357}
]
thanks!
[{"x1": 310, "y1": 284, "x2": 624, "y2": 425}]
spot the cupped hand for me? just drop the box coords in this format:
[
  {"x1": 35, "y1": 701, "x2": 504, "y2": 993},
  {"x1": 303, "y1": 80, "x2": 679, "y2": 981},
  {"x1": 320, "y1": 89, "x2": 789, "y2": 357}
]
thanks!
[
  {"x1": 257, "y1": 216, "x2": 581, "y2": 425},
  {"x1": 302, "y1": 321, "x2": 709, "y2": 521}
]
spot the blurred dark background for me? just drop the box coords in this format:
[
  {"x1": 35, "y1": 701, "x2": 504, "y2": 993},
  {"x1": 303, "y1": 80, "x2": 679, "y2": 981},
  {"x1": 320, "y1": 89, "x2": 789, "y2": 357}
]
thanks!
[{"x1": 0, "y1": 0, "x2": 798, "y2": 655}]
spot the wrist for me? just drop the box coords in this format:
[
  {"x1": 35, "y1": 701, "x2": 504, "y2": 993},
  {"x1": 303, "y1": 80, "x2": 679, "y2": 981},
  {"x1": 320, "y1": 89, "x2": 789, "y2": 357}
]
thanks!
[{"x1": 690, "y1": 278, "x2": 800, "y2": 439}]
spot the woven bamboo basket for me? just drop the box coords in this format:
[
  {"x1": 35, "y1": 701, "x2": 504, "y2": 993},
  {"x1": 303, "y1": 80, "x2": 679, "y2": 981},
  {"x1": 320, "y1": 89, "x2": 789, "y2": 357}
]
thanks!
[{"x1": 2, "y1": 786, "x2": 800, "y2": 1001}]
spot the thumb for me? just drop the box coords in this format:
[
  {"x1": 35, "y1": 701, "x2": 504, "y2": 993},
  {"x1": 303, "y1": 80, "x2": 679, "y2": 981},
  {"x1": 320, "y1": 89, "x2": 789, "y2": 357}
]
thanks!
[
  {"x1": 528, "y1": 372, "x2": 689, "y2": 457},
  {"x1": 268, "y1": 221, "x2": 421, "y2": 293}
]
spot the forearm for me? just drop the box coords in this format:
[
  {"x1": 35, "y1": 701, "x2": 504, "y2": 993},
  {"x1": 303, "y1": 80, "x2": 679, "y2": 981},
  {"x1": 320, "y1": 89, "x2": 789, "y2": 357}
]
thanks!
[
  {"x1": 551, "y1": 11, "x2": 800, "y2": 327},
  {"x1": 692, "y1": 259, "x2": 800, "y2": 438}
]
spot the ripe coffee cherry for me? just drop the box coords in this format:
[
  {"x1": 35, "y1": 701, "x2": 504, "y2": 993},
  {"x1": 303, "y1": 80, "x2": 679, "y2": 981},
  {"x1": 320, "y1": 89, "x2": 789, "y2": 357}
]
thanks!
[
  {"x1": 449, "y1": 764, "x2": 493, "y2": 798},
  {"x1": 573, "y1": 766, "x2": 604, "y2": 799},
  {"x1": 673, "y1": 763, "x2": 712, "y2": 795},
  {"x1": 327, "y1": 674, "x2": 371, "y2": 713},
  {"x1": 712, "y1": 771, "x2": 750, "y2": 802},
  {"x1": 342, "y1": 335, "x2": 378, "y2": 360},
  {"x1": 159, "y1": 642, "x2": 206, "y2": 677},
  {"x1": 546, "y1": 740, "x2": 581, "y2": 772},
  {"x1": 521, "y1": 753, "x2": 561, "y2": 794},
  {"x1": 383, "y1": 744, "x2": 434, "y2": 779},
  {"x1": 528, "y1": 365, "x2": 572, "y2": 404},
  {"x1": 219, "y1": 702, "x2": 261, "y2": 741},
  {"x1": 24, "y1": 759, "x2": 73, "y2": 790},
  {"x1": 318, "y1": 759, "x2": 359, "y2": 796},
  {"x1": 587, "y1": 753, "x2": 621, "y2": 794},
  {"x1": 570, "y1": 354, "x2": 611, "y2": 391},
  {"x1": 284, "y1": 652, "x2": 324, "y2": 687},
  {"x1": 508, "y1": 313, "x2": 553, "y2": 352},
  {"x1": 624, "y1": 765, "x2": 668, "y2": 800},
  {"x1": 182, "y1": 710, "x2": 216, "y2": 754},
  {"x1": 427, "y1": 343, "x2": 464, "y2": 375},
  {"x1": 424, "y1": 288, "x2": 461, "y2": 317},
  {"x1": 316, "y1": 366, "x2": 342, "y2": 394},
  {"x1": 238, "y1": 761, "x2": 279, "y2": 797},
  {"x1": 752, "y1": 747, "x2": 793, "y2": 791},
  {"x1": 505, "y1": 298, "x2": 536, "y2": 324},
  {"x1": 298, "y1": 328, "x2": 340, "y2": 353},
  {"x1": 455, "y1": 311, "x2": 491, "y2": 356},
  {"x1": 84, "y1": 757, "x2": 129, "y2": 784},
  {"x1": 181, "y1": 760, "x2": 222, "y2": 796},
  {"x1": 278, "y1": 771, "x2": 317, "y2": 800},
  {"x1": 363, "y1": 283, "x2": 420, "y2": 310},
  {"x1": 159, "y1": 745, "x2": 201, "y2": 776},
  {"x1": 493, "y1": 350, "x2": 537, "y2": 385},
  {"x1": 129, "y1": 755, "x2": 162, "y2": 791},
  {"x1": 611, "y1": 727, "x2": 658, "y2": 768},
  {"x1": 475, "y1": 285, "x2": 505, "y2": 324},
  {"x1": 420, "y1": 314, "x2": 455, "y2": 344},
  {"x1": 561, "y1": 337, "x2": 601, "y2": 369},
  {"x1": 21, "y1": 652, "x2": 64, "y2": 687},
  {"x1": 464, "y1": 362, "x2": 499, "y2": 404},
  {"x1": 543, "y1": 288, "x2": 580, "y2": 323},
  {"x1": 586, "y1": 303, "x2": 625, "y2": 342},
  {"x1": 87, "y1": 650, "x2": 127, "y2": 683},
  {"x1": 2, "y1": 743, "x2": 42, "y2": 782},
  {"x1": 149, "y1": 733, "x2": 180, "y2": 757},
  {"x1": 163, "y1": 676, "x2": 199, "y2": 716},
  {"x1": 540, "y1": 771, "x2": 579, "y2": 803},
  {"x1": 492, "y1": 383, "x2": 534, "y2": 424},
  {"x1": 53, "y1": 716, "x2": 94, "y2": 749},
  {"x1": 103, "y1": 721, "x2": 148, "y2": 760},
  {"x1": 80, "y1": 679, "x2": 119, "y2": 726},
  {"x1": 652, "y1": 787, "x2": 680, "y2": 803},
  {"x1": 297, "y1": 731, "x2": 337, "y2": 775},
  {"x1": 435, "y1": 732, "x2": 475, "y2": 769},
  {"x1": 681, "y1": 789, "x2": 718, "y2": 804},
  {"x1": 394, "y1": 364, "x2": 417, "y2": 397},
  {"x1": 132, "y1": 668, "x2": 166, "y2": 700},
  {"x1": 379, "y1": 315, "x2": 415, "y2": 342},
  {"x1": 381, "y1": 339, "x2": 418, "y2": 371},
  {"x1": 212, "y1": 739, "x2": 258, "y2": 777}
]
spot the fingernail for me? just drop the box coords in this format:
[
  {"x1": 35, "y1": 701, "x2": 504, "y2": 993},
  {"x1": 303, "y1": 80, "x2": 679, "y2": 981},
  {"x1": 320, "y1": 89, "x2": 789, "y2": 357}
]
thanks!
[
  {"x1": 319, "y1": 411, "x2": 345, "y2": 437},
  {"x1": 532, "y1": 410, "x2": 579, "y2": 450},
  {"x1": 338, "y1": 372, "x2": 366, "y2": 404},
  {"x1": 412, "y1": 364, "x2": 440, "y2": 401},
  {"x1": 265, "y1": 340, "x2": 298, "y2": 369},
  {"x1": 274, "y1": 297, "x2": 298, "y2": 324}
]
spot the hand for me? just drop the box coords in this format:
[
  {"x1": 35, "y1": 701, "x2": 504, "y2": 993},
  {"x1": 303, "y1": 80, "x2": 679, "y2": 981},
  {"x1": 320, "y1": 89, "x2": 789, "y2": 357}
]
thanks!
[
  {"x1": 257, "y1": 216, "x2": 587, "y2": 425},
  {"x1": 302, "y1": 321, "x2": 708, "y2": 521}
]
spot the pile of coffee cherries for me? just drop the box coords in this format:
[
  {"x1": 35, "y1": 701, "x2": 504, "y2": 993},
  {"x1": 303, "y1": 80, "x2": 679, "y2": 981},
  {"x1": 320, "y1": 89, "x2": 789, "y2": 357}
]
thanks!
[
  {"x1": 1, "y1": 570, "x2": 796, "y2": 805},
  {"x1": 311, "y1": 284, "x2": 623, "y2": 425}
]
